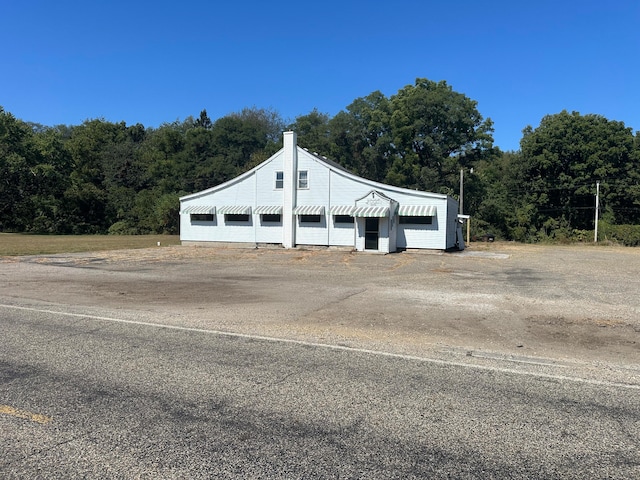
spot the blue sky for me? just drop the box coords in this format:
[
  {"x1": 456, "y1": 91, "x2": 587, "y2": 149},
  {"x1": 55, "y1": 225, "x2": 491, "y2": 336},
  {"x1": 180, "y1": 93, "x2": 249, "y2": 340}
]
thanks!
[{"x1": 2, "y1": 0, "x2": 638, "y2": 151}]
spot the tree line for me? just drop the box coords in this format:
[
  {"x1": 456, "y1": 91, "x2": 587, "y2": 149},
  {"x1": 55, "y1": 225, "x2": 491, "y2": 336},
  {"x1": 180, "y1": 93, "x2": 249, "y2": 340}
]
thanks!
[{"x1": 2, "y1": 78, "x2": 639, "y2": 242}]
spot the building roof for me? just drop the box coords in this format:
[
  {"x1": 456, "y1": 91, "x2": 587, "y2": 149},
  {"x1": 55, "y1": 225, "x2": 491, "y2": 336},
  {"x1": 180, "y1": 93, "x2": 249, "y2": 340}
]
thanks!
[{"x1": 180, "y1": 138, "x2": 450, "y2": 203}]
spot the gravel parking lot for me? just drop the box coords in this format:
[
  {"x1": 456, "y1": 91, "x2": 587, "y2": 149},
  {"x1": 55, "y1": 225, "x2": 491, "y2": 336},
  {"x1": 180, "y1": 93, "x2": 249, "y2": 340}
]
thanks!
[
  {"x1": 3, "y1": 242, "x2": 639, "y2": 478},
  {"x1": 2, "y1": 242, "x2": 639, "y2": 372}
]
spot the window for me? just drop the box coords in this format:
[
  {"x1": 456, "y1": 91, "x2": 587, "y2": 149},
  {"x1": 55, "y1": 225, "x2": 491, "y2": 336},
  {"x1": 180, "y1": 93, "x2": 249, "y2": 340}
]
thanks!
[
  {"x1": 275, "y1": 171, "x2": 284, "y2": 189},
  {"x1": 190, "y1": 214, "x2": 214, "y2": 222},
  {"x1": 300, "y1": 214, "x2": 321, "y2": 223},
  {"x1": 225, "y1": 214, "x2": 250, "y2": 222},
  {"x1": 399, "y1": 216, "x2": 432, "y2": 225},
  {"x1": 262, "y1": 214, "x2": 281, "y2": 223},
  {"x1": 298, "y1": 170, "x2": 308, "y2": 189},
  {"x1": 334, "y1": 215, "x2": 354, "y2": 224}
]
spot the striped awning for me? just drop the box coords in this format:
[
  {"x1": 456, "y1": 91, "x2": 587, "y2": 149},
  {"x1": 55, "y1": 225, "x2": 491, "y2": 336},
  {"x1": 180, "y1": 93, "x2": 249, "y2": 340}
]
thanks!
[
  {"x1": 398, "y1": 205, "x2": 437, "y2": 216},
  {"x1": 254, "y1": 205, "x2": 283, "y2": 215},
  {"x1": 293, "y1": 205, "x2": 325, "y2": 215},
  {"x1": 182, "y1": 205, "x2": 216, "y2": 215},
  {"x1": 330, "y1": 205, "x2": 355, "y2": 216},
  {"x1": 352, "y1": 206, "x2": 389, "y2": 217},
  {"x1": 217, "y1": 205, "x2": 252, "y2": 215}
]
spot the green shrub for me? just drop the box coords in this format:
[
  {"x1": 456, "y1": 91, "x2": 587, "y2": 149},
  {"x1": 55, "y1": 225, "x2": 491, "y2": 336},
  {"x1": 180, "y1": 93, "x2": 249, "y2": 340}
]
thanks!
[
  {"x1": 599, "y1": 221, "x2": 640, "y2": 246},
  {"x1": 108, "y1": 221, "x2": 139, "y2": 235},
  {"x1": 572, "y1": 229, "x2": 592, "y2": 242}
]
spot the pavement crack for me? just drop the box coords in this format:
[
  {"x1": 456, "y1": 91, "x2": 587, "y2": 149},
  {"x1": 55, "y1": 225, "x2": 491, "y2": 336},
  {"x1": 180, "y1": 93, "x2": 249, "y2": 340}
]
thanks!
[
  {"x1": 0, "y1": 434, "x2": 85, "y2": 469},
  {"x1": 299, "y1": 288, "x2": 367, "y2": 319}
]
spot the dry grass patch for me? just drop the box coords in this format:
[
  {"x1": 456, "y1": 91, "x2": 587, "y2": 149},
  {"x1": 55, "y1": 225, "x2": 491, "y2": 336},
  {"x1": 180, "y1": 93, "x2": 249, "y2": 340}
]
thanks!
[{"x1": 0, "y1": 234, "x2": 180, "y2": 256}]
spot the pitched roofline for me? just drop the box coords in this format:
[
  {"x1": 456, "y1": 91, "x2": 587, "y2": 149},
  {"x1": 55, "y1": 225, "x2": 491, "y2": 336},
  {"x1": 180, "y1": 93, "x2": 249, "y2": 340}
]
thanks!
[
  {"x1": 300, "y1": 148, "x2": 449, "y2": 200},
  {"x1": 179, "y1": 147, "x2": 285, "y2": 201},
  {"x1": 180, "y1": 135, "x2": 451, "y2": 202}
]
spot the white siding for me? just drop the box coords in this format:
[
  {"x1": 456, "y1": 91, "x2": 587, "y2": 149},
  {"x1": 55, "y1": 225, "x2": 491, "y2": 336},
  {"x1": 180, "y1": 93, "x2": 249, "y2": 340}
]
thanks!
[
  {"x1": 296, "y1": 150, "x2": 330, "y2": 206},
  {"x1": 180, "y1": 214, "x2": 218, "y2": 242},
  {"x1": 255, "y1": 152, "x2": 285, "y2": 206},
  {"x1": 180, "y1": 138, "x2": 460, "y2": 251},
  {"x1": 296, "y1": 215, "x2": 329, "y2": 245},
  {"x1": 397, "y1": 214, "x2": 442, "y2": 250},
  {"x1": 294, "y1": 151, "x2": 331, "y2": 246},
  {"x1": 329, "y1": 218, "x2": 355, "y2": 246},
  {"x1": 328, "y1": 170, "x2": 375, "y2": 205},
  {"x1": 254, "y1": 153, "x2": 284, "y2": 244},
  {"x1": 378, "y1": 217, "x2": 390, "y2": 252},
  {"x1": 329, "y1": 170, "x2": 448, "y2": 249},
  {"x1": 255, "y1": 216, "x2": 283, "y2": 243},
  {"x1": 181, "y1": 171, "x2": 258, "y2": 244}
]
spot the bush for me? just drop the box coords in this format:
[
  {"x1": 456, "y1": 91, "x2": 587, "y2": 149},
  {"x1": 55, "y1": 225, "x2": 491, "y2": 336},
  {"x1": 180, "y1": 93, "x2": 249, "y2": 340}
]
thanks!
[
  {"x1": 572, "y1": 229, "x2": 592, "y2": 242},
  {"x1": 108, "y1": 221, "x2": 140, "y2": 235},
  {"x1": 599, "y1": 221, "x2": 640, "y2": 246}
]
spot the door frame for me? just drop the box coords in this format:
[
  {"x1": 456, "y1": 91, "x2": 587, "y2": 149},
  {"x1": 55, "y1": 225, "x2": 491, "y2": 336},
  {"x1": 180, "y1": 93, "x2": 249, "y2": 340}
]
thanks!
[{"x1": 364, "y1": 217, "x2": 380, "y2": 251}]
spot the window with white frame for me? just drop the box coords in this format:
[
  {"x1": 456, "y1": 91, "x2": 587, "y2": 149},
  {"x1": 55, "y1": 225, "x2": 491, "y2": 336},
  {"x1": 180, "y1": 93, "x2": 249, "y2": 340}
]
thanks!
[
  {"x1": 298, "y1": 170, "x2": 308, "y2": 189},
  {"x1": 275, "y1": 171, "x2": 284, "y2": 189}
]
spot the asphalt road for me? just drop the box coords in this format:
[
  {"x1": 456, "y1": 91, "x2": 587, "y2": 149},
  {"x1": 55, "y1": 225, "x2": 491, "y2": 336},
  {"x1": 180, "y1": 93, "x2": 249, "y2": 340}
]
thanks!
[{"x1": 2, "y1": 305, "x2": 639, "y2": 479}]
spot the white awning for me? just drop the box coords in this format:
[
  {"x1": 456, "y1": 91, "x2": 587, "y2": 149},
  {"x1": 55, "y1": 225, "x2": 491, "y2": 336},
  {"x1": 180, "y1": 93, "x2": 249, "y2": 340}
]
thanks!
[
  {"x1": 293, "y1": 205, "x2": 325, "y2": 215},
  {"x1": 352, "y1": 206, "x2": 389, "y2": 217},
  {"x1": 330, "y1": 205, "x2": 355, "y2": 216},
  {"x1": 254, "y1": 205, "x2": 283, "y2": 215},
  {"x1": 182, "y1": 205, "x2": 216, "y2": 214},
  {"x1": 217, "y1": 206, "x2": 252, "y2": 215},
  {"x1": 398, "y1": 205, "x2": 437, "y2": 216}
]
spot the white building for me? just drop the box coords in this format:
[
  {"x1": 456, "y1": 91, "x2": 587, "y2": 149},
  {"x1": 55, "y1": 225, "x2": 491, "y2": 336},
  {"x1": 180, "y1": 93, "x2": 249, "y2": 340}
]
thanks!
[{"x1": 180, "y1": 131, "x2": 464, "y2": 253}]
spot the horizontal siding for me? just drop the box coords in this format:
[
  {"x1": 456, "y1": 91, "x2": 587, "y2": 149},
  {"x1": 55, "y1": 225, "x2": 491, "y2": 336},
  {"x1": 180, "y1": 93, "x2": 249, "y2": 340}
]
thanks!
[
  {"x1": 329, "y1": 220, "x2": 355, "y2": 246},
  {"x1": 255, "y1": 152, "x2": 285, "y2": 206},
  {"x1": 255, "y1": 218, "x2": 282, "y2": 243},
  {"x1": 180, "y1": 147, "x2": 456, "y2": 250},
  {"x1": 397, "y1": 224, "x2": 443, "y2": 249},
  {"x1": 329, "y1": 171, "x2": 373, "y2": 204},
  {"x1": 180, "y1": 215, "x2": 255, "y2": 243},
  {"x1": 397, "y1": 203, "x2": 447, "y2": 249},
  {"x1": 180, "y1": 171, "x2": 257, "y2": 244},
  {"x1": 180, "y1": 215, "x2": 218, "y2": 242},
  {"x1": 198, "y1": 173, "x2": 257, "y2": 206},
  {"x1": 296, "y1": 216, "x2": 328, "y2": 245},
  {"x1": 296, "y1": 151, "x2": 330, "y2": 206}
]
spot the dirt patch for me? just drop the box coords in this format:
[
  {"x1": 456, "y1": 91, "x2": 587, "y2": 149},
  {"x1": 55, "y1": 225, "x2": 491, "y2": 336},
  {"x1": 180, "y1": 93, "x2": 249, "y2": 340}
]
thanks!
[{"x1": 1, "y1": 243, "x2": 639, "y2": 367}]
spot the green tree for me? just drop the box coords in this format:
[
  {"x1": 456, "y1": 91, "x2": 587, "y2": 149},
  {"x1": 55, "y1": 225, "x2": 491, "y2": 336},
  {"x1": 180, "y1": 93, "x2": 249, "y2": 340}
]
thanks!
[
  {"x1": 29, "y1": 126, "x2": 74, "y2": 232},
  {"x1": 327, "y1": 91, "x2": 394, "y2": 182},
  {"x1": 0, "y1": 107, "x2": 37, "y2": 230},
  {"x1": 232, "y1": 106, "x2": 285, "y2": 144},
  {"x1": 385, "y1": 78, "x2": 495, "y2": 194},
  {"x1": 472, "y1": 150, "x2": 529, "y2": 240},
  {"x1": 195, "y1": 109, "x2": 213, "y2": 129},
  {"x1": 519, "y1": 111, "x2": 637, "y2": 236},
  {"x1": 288, "y1": 109, "x2": 332, "y2": 156},
  {"x1": 64, "y1": 119, "x2": 124, "y2": 232},
  {"x1": 0, "y1": 108, "x2": 75, "y2": 232}
]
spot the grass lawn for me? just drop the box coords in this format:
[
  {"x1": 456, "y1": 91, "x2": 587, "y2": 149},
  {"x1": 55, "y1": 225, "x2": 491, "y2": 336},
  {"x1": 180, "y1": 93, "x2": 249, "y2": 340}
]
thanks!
[{"x1": 0, "y1": 234, "x2": 181, "y2": 256}]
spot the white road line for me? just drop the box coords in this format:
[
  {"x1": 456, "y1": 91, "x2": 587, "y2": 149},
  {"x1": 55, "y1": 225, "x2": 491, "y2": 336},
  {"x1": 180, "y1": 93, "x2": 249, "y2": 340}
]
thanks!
[{"x1": 2, "y1": 303, "x2": 639, "y2": 391}]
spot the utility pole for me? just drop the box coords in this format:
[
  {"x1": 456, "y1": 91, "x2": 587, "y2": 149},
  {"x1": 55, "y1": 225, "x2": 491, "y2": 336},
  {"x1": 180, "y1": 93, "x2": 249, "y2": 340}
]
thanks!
[
  {"x1": 594, "y1": 181, "x2": 600, "y2": 243},
  {"x1": 459, "y1": 168, "x2": 471, "y2": 244},
  {"x1": 459, "y1": 168, "x2": 464, "y2": 215}
]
